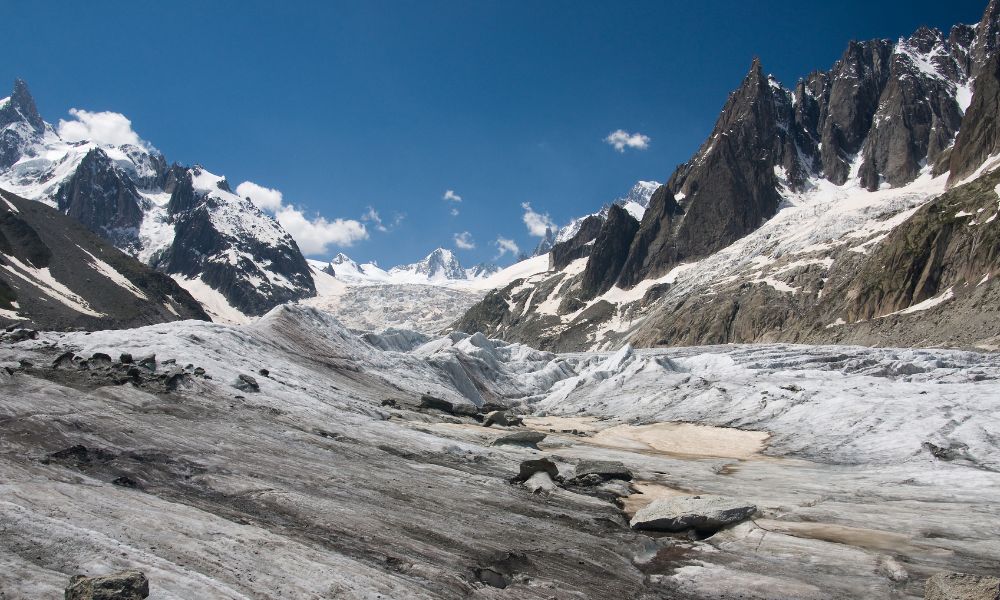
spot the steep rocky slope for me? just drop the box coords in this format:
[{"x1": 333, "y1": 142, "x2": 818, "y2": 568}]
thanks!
[
  {"x1": 0, "y1": 80, "x2": 315, "y2": 318},
  {"x1": 454, "y1": 1, "x2": 1000, "y2": 352},
  {"x1": 0, "y1": 188, "x2": 208, "y2": 330}
]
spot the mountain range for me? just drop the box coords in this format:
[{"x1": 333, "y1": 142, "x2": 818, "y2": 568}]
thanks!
[
  {"x1": 453, "y1": 0, "x2": 1000, "y2": 352},
  {"x1": 0, "y1": 80, "x2": 314, "y2": 322}
]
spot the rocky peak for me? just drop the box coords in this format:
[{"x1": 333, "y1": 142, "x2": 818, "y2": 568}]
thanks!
[
  {"x1": 579, "y1": 204, "x2": 640, "y2": 300},
  {"x1": 390, "y1": 248, "x2": 467, "y2": 280},
  {"x1": 54, "y1": 147, "x2": 144, "y2": 248},
  {"x1": 0, "y1": 79, "x2": 45, "y2": 132},
  {"x1": 532, "y1": 227, "x2": 556, "y2": 257},
  {"x1": 972, "y1": 0, "x2": 1000, "y2": 76},
  {"x1": 820, "y1": 39, "x2": 894, "y2": 184}
]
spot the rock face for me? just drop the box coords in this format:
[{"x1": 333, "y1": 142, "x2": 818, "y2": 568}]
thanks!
[
  {"x1": 580, "y1": 204, "x2": 640, "y2": 299},
  {"x1": 924, "y1": 573, "x2": 1000, "y2": 600},
  {"x1": 629, "y1": 496, "x2": 757, "y2": 533},
  {"x1": 65, "y1": 570, "x2": 150, "y2": 600},
  {"x1": 55, "y1": 148, "x2": 145, "y2": 251},
  {"x1": 950, "y1": 54, "x2": 1000, "y2": 183},
  {"x1": 0, "y1": 79, "x2": 47, "y2": 170},
  {"x1": 549, "y1": 215, "x2": 603, "y2": 271},
  {"x1": 0, "y1": 189, "x2": 209, "y2": 330},
  {"x1": 0, "y1": 80, "x2": 317, "y2": 319}
]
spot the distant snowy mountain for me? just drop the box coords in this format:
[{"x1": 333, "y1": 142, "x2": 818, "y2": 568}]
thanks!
[
  {"x1": 301, "y1": 250, "x2": 548, "y2": 334},
  {"x1": 313, "y1": 248, "x2": 503, "y2": 288},
  {"x1": 0, "y1": 79, "x2": 315, "y2": 322},
  {"x1": 390, "y1": 248, "x2": 467, "y2": 281}
]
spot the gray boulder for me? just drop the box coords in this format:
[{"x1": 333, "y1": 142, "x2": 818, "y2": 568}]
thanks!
[
  {"x1": 491, "y1": 431, "x2": 546, "y2": 449},
  {"x1": 233, "y1": 374, "x2": 259, "y2": 393},
  {"x1": 65, "y1": 569, "x2": 149, "y2": 599},
  {"x1": 925, "y1": 573, "x2": 1000, "y2": 600},
  {"x1": 573, "y1": 459, "x2": 633, "y2": 482},
  {"x1": 630, "y1": 495, "x2": 756, "y2": 533}
]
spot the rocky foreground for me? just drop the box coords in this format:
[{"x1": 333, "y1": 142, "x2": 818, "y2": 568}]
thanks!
[{"x1": 1, "y1": 305, "x2": 999, "y2": 598}]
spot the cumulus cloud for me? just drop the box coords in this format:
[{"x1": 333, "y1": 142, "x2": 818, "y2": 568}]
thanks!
[
  {"x1": 494, "y1": 236, "x2": 520, "y2": 258},
  {"x1": 453, "y1": 231, "x2": 475, "y2": 250},
  {"x1": 443, "y1": 190, "x2": 462, "y2": 203},
  {"x1": 274, "y1": 206, "x2": 368, "y2": 254},
  {"x1": 58, "y1": 108, "x2": 147, "y2": 147},
  {"x1": 236, "y1": 181, "x2": 284, "y2": 212},
  {"x1": 450, "y1": 207, "x2": 460, "y2": 217},
  {"x1": 604, "y1": 129, "x2": 651, "y2": 152},
  {"x1": 521, "y1": 202, "x2": 555, "y2": 237},
  {"x1": 238, "y1": 179, "x2": 369, "y2": 254}
]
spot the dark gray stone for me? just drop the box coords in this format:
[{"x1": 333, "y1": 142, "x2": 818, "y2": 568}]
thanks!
[{"x1": 65, "y1": 569, "x2": 149, "y2": 599}]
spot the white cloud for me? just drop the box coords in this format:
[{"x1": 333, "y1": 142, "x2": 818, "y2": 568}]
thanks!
[
  {"x1": 58, "y1": 108, "x2": 147, "y2": 147},
  {"x1": 443, "y1": 190, "x2": 462, "y2": 202},
  {"x1": 274, "y1": 206, "x2": 368, "y2": 254},
  {"x1": 521, "y1": 202, "x2": 555, "y2": 237},
  {"x1": 236, "y1": 181, "x2": 284, "y2": 212},
  {"x1": 495, "y1": 236, "x2": 520, "y2": 258},
  {"x1": 450, "y1": 207, "x2": 460, "y2": 217},
  {"x1": 604, "y1": 129, "x2": 651, "y2": 152},
  {"x1": 362, "y1": 206, "x2": 387, "y2": 232},
  {"x1": 237, "y1": 179, "x2": 369, "y2": 254},
  {"x1": 453, "y1": 231, "x2": 475, "y2": 250}
]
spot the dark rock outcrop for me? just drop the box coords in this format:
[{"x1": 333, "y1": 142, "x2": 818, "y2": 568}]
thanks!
[
  {"x1": 950, "y1": 55, "x2": 1000, "y2": 184},
  {"x1": 549, "y1": 215, "x2": 603, "y2": 271},
  {"x1": 580, "y1": 205, "x2": 640, "y2": 299}
]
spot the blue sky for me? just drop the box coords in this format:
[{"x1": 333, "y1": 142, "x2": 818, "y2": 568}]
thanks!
[{"x1": 3, "y1": 0, "x2": 991, "y2": 266}]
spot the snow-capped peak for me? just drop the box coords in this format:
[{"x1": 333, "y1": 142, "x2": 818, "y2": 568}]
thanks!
[{"x1": 391, "y1": 248, "x2": 466, "y2": 280}]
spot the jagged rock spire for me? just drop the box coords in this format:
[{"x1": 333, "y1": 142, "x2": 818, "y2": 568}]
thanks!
[{"x1": 0, "y1": 79, "x2": 45, "y2": 132}]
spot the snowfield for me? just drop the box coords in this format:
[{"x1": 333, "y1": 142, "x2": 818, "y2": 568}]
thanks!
[{"x1": 1, "y1": 305, "x2": 998, "y2": 599}]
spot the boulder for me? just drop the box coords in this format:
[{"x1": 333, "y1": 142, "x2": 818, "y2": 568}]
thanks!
[
  {"x1": 491, "y1": 431, "x2": 546, "y2": 449},
  {"x1": 513, "y1": 458, "x2": 559, "y2": 483},
  {"x1": 924, "y1": 573, "x2": 1000, "y2": 600},
  {"x1": 65, "y1": 569, "x2": 149, "y2": 599},
  {"x1": 233, "y1": 374, "x2": 259, "y2": 393},
  {"x1": 90, "y1": 353, "x2": 113, "y2": 369},
  {"x1": 119, "y1": 353, "x2": 133, "y2": 364},
  {"x1": 53, "y1": 351, "x2": 76, "y2": 369},
  {"x1": 137, "y1": 355, "x2": 156, "y2": 372},
  {"x1": 483, "y1": 411, "x2": 523, "y2": 427},
  {"x1": 573, "y1": 459, "x2": 633, "y2": 482},
  {"x1": 630, "y1": 495, "x2": 756, "y2": 533},
  {"x1": 258, "y1": 368, "x2": 270, "y2": 377}
]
